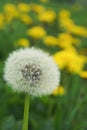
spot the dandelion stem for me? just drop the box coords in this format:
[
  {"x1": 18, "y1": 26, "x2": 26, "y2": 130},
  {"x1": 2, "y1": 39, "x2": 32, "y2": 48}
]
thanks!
[{"x1": 22, "y1": 94, "x2": 30, "y2": 130}]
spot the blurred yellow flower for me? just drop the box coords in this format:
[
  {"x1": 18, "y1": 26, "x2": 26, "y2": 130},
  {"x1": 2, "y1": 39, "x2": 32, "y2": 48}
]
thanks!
[
  {"x1": 59, "y1": 9, "x2": 71, "y2": 20},
  {"x1": 38, "y1": 10, "x2": 56, "y2": 23},
  {"x1": 53, "y1": 86, "x2": 65, "y2": 96},
  {"x1": 16, "y1": 38, "x2": 30, "y2": 47},
  {"x1": 19, "y1": 14, "x2": 33, "y2": 25},
  {"x1": 30, "y1": 4, "x2": 45, "y2": 13},
  {"x1": 0, "y1": 13, "x2": 5, "y2": 29},
  {"x1": 57, "y1": 33, "x2": 80, "y2": 48},
  {"x1": 80, "y1": 71, "x2": 87, "y2": 78},
  {"x1": 3, "y1": 4, "x2": 19, "y2": 23},
  {"x1": 60, "y1": 18, "x2": 75, "y2": 30},
  {"x1": 68, "y1": 55, "x2": 86, "y2": 74},
  {"x1": 27, "y1": 26, "x2": 46, "y2": 39},
  {"x1": 17, "y1": 3, "x2": 30, "y2": 13},
  {"x1": 59, "y1": 9, "x2": 87, "y2": 37},
  {"x1": 54, "y1": 47, "x2": 86, "y2": 74},
  {"x1": 70, "y1": 26, "x2": 87, "y2": 37},
  {"x1": 43, "y1": 36, "x2": 58, "y2": 46}
]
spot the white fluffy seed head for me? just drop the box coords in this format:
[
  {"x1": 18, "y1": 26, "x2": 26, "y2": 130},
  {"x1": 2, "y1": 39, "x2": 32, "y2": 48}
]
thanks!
[{"x1": 4, "y1": 48, "x2": 60, "y2": 97}]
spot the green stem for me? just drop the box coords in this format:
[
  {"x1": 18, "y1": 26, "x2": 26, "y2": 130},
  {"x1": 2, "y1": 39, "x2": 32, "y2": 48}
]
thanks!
[
  {"x1": 22, "y1": 94, "x2": 30, "y2": 130},
  {"x1": 47, "y1": 99, "x2": 54, "y2": 117}
]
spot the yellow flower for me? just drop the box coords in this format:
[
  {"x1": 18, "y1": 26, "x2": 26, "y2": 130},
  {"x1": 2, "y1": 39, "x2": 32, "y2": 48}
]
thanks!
[
  {"x1": 43, "y1": 36, "x2": 58, "y2": 46},
  {"x1": 17, "y1": 3, "x2": 30, "y2": 13},
  {"x1": 67, "y1": 55, "x2": 86, "y2": 74},
  {"x1": 38, "y1": 10, "x2": 56, "y2": 23},
  {"x1": 53, "y1": 47, "x2": 86, "y2": 74},
  {"x1": 19, "y1": 14, "x2": 33, "y2": 25},
  {"x1": 59, "y1": 18, "x2": 75, "y2": 30},
  {"x1": 30, "y1": 4, "x2": 45, "y2": 14},
  {"x1": 59, "y1": 9, "x2": 71, "y2": 20},
  {"x1": 80, "y1": 71, "x2": 87, "y2": 78},
  {"x1": 53, "y1": 86, "x2": 65, "y2": 96},
  {"x1": 59, "y1": 9, "x2": 87, "y2": 37},
  {"x1": 27, "y1": 26, "x2": 46, "y2": 39},
  {"x1": 57, "y1": 33, "x2": 80, "y2": 48},
  {"x1": 0, "y1": 13, "x2": 5, "y2": 29},
  {"x1": 59, "y1": 10, "x2": 75, "y2": 32},
  {"x1": 3, "y1": 4, "x2": 19, "y2": 23},
  {"x1": 59, "y1": 10, "x2": 87, "y2": 37},
  {"x1": 16, "y1": 38, "x2": 30, "y2": 47},
  {"x1": 70, "y1": 26, "x2": 87, "y2": 37}
]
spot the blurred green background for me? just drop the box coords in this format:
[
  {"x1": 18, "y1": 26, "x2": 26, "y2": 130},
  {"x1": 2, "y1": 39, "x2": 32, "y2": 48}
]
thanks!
[{"x1": 0, "y1": 0, "x2": 87, "y2": 130}]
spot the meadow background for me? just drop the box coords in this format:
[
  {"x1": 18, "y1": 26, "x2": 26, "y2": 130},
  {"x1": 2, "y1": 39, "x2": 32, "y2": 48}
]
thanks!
[{"x1": 0, "y1": 0, "x2": 87, "y2": 130}]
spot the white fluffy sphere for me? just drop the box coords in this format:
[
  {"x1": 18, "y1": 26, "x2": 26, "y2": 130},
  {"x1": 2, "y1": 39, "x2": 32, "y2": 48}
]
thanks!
[{"x1": 4, "y1": 48, "x2": 60, "y2": 97}]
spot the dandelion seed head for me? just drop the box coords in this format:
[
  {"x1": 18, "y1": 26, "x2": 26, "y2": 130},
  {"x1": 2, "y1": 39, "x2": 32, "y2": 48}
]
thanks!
[{"x1": 4, "y1": 48, "x2": 60, "y2": 97}]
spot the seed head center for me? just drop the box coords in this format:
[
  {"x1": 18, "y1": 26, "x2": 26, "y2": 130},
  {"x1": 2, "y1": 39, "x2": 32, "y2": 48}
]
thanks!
[{"x1": 21, "y1": 64, "x2": 42, "y2": 85}]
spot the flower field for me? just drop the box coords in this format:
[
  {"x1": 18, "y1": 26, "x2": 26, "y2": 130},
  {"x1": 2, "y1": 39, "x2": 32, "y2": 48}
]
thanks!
[{"x1": 0, "y1": 0, "x2": 87, "y2": 130}]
